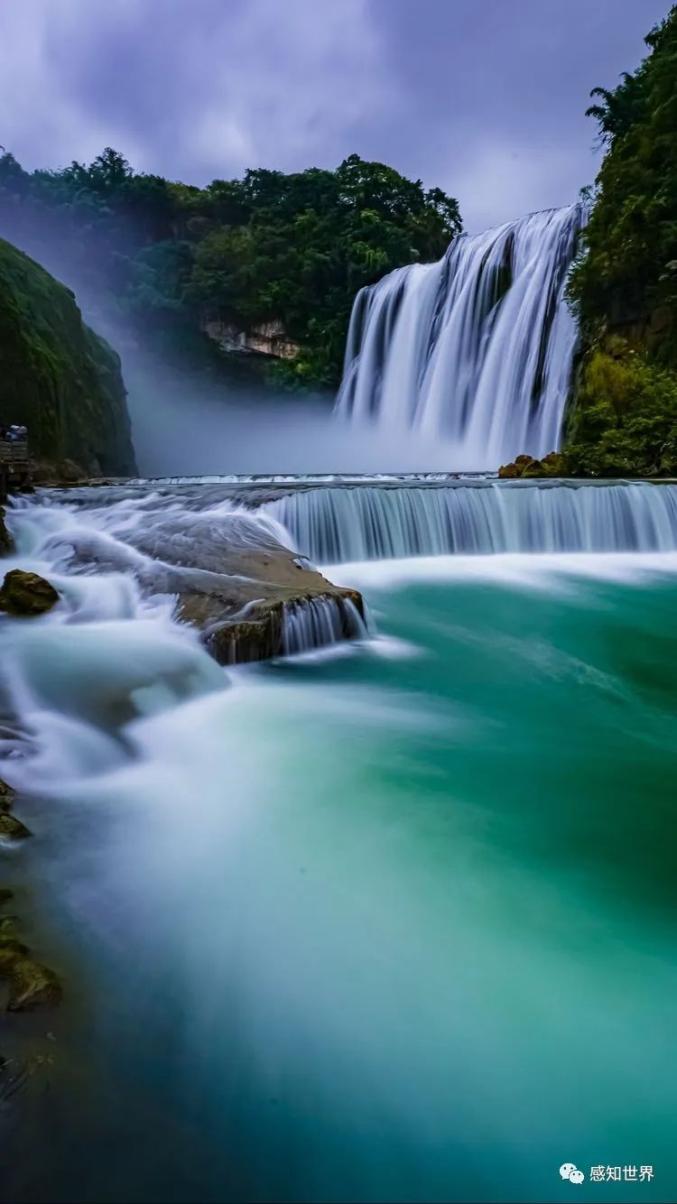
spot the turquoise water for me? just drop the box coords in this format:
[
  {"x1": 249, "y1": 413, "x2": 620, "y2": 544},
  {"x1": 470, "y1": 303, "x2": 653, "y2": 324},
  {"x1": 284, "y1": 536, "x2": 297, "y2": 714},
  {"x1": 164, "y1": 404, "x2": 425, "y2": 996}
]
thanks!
[{"x1": 5, "y1": 548, "x2": 677, "y2": 1202}]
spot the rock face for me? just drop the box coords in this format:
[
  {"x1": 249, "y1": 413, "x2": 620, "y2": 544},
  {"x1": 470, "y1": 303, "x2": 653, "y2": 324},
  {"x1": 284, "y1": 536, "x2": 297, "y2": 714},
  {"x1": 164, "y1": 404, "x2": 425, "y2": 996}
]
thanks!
[
  {"x1": 498, "y1": 452, "x2": 570, "y2": 479},
  {"x1": 0, "y1": 237, "x2": 136, "y2": 478},
  {"x1": 0, "y1": 508, "x2": 13, "y2": 554},
  {"x1": 0, "y1": 569, "x2": 59, "y2": 616},
  {"x1": 203, "y1": 317, "x2": 300, "y2": 361}
]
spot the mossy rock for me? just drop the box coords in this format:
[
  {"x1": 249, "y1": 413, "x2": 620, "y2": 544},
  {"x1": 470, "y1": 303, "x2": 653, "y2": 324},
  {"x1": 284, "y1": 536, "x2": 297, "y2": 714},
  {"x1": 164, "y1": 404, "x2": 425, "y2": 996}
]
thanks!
[
  {"x1": 0, "y1": 237, "x2": 136, "y2": 476},
  {"x1": 0, "y1": 812, "x2": 31, "y2": 840},
  {"x1": 498, "y1": 452, "x2": 570, "y2": 479},
  {"x1": 0, "y1": 952, "x2": 62, "y2": 1011},
  {"x1": 0, "y1": 778, "x2": 14, "y2": 811},
  {"x1": 0, "y1": 569, "x2": 59, "y2": 616}
]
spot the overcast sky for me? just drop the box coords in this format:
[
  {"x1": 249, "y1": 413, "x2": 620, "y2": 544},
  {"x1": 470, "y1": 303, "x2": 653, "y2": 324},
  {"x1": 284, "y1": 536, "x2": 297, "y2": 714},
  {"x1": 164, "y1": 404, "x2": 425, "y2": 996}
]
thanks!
[{"x1": 0, "y1": 0, "x2": 668, "y2": 232}]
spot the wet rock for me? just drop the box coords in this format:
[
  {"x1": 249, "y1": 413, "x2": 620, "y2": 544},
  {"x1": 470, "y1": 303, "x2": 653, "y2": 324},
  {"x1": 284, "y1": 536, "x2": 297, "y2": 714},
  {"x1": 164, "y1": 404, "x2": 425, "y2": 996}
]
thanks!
[
  {"x1": 0, "y1": 569, "x2": 59, "y2": 616},
  {"x1": 173, "y1": 540, "x2": 365, "y2": 666},
  {"x1": 2, "y1": 955, "x2": 62, "y2": 1012},
  {"x1": 0, "y1": 507, "x2": 13, "y2": 555},
  {"x1": 498, "y1": 451, "x2": 570, "y2": 479},
  {"x1": 0, "y1": 812, "x2": 31, "y2": 840},
  {"x1": 0, "y1": 778, "x2": 14, "y2": 812},
  {"x1": 0, "y1": 939, "x2": 30, "y2": 961}
]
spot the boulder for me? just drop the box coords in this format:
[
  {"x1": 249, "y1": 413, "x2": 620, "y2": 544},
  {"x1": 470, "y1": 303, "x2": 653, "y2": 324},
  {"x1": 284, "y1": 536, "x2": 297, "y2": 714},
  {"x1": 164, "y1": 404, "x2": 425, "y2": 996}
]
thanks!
[
  {"x1": 498, "y1": 451, "x2": 570, "y2": 479},
  {"x1": 0, "y1": 812, "x2": 31, "y2": 840},
  {"x1": 0, "y1": 779, "x2": 14, "y2": 812},
  {"x1": 166, "y1": 533, "x2": 365, "y2": 666},
  {"x1": 1, "y1": 953, "x2": 62, "y2": 1011},
  {"x1": 0, "y1": 569, "x2": 59, "y2": 616}
]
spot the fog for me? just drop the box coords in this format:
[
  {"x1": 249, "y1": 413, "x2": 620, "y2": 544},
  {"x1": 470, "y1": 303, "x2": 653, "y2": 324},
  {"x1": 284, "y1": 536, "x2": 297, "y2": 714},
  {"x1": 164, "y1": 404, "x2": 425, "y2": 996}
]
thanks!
[
  {"x1": 0, "y1": 206, "x2": 473, "y2": 477},
  {"x1": 123, "y1": 353, "x2": 476, "y2": 477}
]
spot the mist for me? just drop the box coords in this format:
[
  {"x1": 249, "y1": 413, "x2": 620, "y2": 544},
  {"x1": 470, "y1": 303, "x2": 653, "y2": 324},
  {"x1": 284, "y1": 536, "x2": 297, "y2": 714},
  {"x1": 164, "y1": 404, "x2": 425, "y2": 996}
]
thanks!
[{"x1": 123, "y1": 354, "x2": 480, "y2": 477}]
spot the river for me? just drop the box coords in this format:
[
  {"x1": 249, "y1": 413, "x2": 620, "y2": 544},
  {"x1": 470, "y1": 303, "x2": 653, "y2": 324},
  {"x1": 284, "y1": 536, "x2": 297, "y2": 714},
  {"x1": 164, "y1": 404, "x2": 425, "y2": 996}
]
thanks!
[{"x1": 1, "y1": 478, "x2": 676, "y2": 1202}]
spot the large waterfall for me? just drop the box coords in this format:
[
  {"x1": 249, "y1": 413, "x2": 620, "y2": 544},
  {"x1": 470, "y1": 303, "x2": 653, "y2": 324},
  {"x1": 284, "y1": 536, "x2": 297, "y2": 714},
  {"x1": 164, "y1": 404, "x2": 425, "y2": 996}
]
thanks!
[
  {"x1": 335, "y1": 205, "x2": 585, "y2": 468},
  {"x1": 264, "y1": 481, "x2": 677, "y2": 564}
]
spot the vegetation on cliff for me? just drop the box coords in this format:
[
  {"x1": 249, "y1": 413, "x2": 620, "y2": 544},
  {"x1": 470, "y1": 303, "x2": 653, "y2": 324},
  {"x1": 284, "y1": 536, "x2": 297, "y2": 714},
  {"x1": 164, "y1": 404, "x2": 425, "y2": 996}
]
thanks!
[
  {"x1": 566, "y1": 6, "x2": 677, "y2": 477},
  {"x1": 0, "y1": 238, "x2": 136, "y2": 476},
  {"x1": 0, "y1": 150, "x2": 461, "y2": 389}
]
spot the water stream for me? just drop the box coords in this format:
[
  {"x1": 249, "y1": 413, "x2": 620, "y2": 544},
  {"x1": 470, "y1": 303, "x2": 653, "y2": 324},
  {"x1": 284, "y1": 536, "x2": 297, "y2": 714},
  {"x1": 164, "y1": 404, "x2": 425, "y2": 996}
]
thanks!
[{"x1": 1, "y1": 479, "x2": 676, "y2": 1202}]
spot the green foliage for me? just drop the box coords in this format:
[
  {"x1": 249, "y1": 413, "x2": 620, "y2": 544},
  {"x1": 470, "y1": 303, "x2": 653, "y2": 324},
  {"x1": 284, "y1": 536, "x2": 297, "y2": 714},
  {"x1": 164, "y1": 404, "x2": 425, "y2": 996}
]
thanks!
[
  {"x1": 568, "y1": 7, "x2": 677, "y2": 356},
  {"x1": 566, "y1": 342, "x2": 677, "y2": 477},
  {"x1": 0, "y1": 237, "x2": 136, "y2": 474},
  {"x1": 0, "y1": 148, "x2": 461, "y2": 389},
  {"x1": 565, "y1": 6, "x2": 677, "y2": 476}
]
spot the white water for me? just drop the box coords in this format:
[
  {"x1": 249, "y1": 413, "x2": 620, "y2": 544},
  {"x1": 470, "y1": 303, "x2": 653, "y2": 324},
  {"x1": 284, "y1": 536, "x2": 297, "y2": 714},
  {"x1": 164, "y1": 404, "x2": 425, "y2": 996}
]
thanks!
[
  {"x1": 264, "y1": 480, "x2": 677, "y2": 564},
  {"x1": 335, "y1": 205, "x2": 585, "y2": 468},
  {"x1": 3, "y1": 482, "x2": 677, "y2": 1204}
]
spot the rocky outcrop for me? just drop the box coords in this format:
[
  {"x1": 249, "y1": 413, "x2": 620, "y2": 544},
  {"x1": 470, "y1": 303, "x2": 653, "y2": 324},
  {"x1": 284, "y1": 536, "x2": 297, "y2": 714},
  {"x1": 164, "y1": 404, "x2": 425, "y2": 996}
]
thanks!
[
  {"x1": 0, "y1": 944, "x2": 62, "y2": 1011},
  {"x1": 174, "y1": 546, "x2": 364, "y2": 664},
  {"x1": 0, "y1": 782, "x2": 61, "y2": 1011},
  {"x1": 0, "y1": 508, "x2": 13, "y2": 554},
  {"x1": 0, "y1": 237, "x2": 137, "y2": 478},
  {"x1": 498, "y1": 452, "x2": 570, "y2": 479},
  {"x1": 203, "y1": 317, "x2": 300, "y2": 361},
  {"x1": 0, "y1": 569, "x2": 59, "y2": 616}
]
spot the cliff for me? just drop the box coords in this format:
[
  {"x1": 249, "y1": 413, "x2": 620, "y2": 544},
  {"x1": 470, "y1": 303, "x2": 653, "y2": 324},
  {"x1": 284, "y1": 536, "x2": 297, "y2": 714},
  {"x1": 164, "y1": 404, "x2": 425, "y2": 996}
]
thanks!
[{"x1": 0, "y1": 238, "x2": 136, "y2": 478}]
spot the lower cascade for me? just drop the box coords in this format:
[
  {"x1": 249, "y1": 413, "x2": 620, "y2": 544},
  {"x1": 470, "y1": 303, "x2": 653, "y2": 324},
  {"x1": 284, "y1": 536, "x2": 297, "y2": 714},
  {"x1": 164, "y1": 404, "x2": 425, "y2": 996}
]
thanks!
[
  {"x1": 264, "y1": 481, "x2": 677, "y2": 564},
  {"x1": 334, "y1": 205, "x2": 585, "y2": 468},
  {"x1": 281, "y1": 596, "x2": 367, "y2": 655}
]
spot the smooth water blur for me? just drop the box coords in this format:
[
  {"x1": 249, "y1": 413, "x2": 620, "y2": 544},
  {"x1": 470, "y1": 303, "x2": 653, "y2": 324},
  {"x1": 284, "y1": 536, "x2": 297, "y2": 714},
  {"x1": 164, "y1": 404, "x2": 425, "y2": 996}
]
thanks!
[
  {"x1": 3, "y1": 534, "x2": 677, "y2": 1202},
  {"x1": 336, "y1": 206, "x2": 585, "y2": 466}
]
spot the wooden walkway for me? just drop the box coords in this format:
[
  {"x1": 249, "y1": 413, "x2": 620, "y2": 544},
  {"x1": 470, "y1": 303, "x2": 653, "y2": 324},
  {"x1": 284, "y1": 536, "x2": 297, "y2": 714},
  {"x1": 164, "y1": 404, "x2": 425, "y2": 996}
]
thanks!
[{"x1": 0, "y1": 443, "x2": 30, "y2": 502}]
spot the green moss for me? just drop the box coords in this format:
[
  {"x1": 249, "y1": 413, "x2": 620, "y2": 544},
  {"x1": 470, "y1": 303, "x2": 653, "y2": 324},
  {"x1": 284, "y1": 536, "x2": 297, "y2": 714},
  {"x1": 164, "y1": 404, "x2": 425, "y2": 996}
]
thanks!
[{"x1": 0, "y1": 238, "x2": 136, "y2": 475}]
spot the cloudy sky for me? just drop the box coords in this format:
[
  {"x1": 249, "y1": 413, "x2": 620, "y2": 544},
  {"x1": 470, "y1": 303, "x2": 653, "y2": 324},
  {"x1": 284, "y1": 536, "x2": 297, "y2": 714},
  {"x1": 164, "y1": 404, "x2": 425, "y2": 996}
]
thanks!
[{"x1": 0, "y1": 0, "x2": 668, "y2": 231}]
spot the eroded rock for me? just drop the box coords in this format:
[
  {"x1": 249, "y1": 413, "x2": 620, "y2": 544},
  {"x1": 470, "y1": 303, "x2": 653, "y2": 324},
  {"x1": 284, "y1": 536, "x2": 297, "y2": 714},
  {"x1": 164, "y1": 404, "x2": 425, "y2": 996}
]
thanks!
[
  {"x1": 166, "y1": 533, "x2": 365, "y2": 665},
  {"x1": 0, "y1": 569, "x2": 59, "y2": 616}
]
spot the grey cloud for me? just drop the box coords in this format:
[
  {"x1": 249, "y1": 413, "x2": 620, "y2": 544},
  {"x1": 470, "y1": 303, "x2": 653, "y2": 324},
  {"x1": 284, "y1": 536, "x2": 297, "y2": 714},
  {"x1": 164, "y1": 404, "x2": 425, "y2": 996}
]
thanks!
[{"x1": 0, "y1": 0, "x2": 669, "y2": 231}]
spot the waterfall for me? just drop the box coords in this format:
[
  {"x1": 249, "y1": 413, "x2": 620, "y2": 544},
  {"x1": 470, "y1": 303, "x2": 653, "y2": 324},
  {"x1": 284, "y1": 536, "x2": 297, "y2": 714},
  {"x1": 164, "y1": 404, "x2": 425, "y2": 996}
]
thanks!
[
  {"x1": 335, "y1": 205, "x2": 585, "y2": 468},
  {"x1": 263, "y1": 482, "x2": 677, "y2": 564},
  {"x1": 281, "y1": 596, "x2": 367, "y2": 656}
]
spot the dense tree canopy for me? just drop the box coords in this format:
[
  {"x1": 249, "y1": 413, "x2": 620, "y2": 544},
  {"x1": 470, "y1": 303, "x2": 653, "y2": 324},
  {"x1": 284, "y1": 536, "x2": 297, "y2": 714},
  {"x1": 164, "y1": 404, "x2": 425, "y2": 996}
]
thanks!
[
  {"x1": 565, "y1": 5, "x2": 677, "y2": 477},
  {"x1": 0, "y1": 149, "x2": 461, "y2": 387},
  {"x1": 568, "y1": 6, "x2": 677, "y2": 353}
]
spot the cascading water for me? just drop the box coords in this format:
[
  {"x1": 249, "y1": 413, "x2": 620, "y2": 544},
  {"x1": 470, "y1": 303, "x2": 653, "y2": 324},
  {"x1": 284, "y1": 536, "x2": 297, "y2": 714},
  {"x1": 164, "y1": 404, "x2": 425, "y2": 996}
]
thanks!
[
  {"x1": 335, "y1": 204, "x2": 585, "y2": 468},
  {"x1": 4, "y1": 479, "x2": 677, "y2": 1204},
  {"x1": 263, "y1": 481, "x2": 677, "y2": 564},
  {"x1": 281, "y1": 596, "x2": 367, "y2": 656}
]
